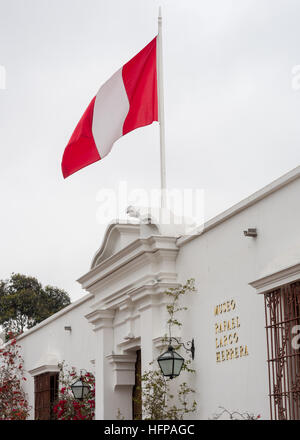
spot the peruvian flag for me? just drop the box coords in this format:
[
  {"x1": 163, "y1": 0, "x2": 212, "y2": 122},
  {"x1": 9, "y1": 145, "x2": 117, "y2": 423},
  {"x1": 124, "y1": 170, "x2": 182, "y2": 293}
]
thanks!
[{"x1": 62, "y1": 37, "x2": 158, "y2": 178}]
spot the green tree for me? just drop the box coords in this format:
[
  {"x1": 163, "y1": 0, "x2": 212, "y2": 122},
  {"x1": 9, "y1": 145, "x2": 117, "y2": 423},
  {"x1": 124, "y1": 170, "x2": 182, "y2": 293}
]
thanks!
[{"x1": 0, "y1": 273, "x2": 71, "y2": 339}]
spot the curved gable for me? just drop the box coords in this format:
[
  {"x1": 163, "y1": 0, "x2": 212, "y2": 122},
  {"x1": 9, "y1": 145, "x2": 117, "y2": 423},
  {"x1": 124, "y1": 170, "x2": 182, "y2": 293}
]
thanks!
[{"x1": 90, "y1": 221, "x2": 141, "y2": 269}]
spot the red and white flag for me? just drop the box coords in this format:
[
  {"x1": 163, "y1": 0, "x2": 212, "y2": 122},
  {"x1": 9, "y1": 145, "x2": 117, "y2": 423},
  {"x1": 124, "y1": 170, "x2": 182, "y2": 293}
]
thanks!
[{"x1": 62, "y1": 37, "x2": 158, "y2": 178}]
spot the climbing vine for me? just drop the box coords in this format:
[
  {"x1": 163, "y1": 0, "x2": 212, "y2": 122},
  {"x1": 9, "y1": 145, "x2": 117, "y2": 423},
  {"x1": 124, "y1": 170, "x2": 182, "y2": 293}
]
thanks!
[
  {"x1": 134, "y1": 279, "x2": 197, "y2": 420},
  {"x1": 211, "y1": 406, "x2": 261, "y2": 420}
]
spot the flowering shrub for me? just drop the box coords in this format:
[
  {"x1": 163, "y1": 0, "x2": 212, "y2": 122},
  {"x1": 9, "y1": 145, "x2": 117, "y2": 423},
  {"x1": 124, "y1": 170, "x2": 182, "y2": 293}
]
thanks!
[
  {"x1": 0, "y1": 334, "x2": 30, "y2": 420},
  {"x1": 53, "y1": 362, "x2": 95, "y2": 420}
]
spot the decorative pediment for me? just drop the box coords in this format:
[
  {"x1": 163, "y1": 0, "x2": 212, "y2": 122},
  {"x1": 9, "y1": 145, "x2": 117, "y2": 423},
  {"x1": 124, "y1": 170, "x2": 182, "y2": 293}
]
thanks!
[
  {"x1": 90, "y1": 202, "x2": 195, "y2": 271},
  {"x1": 90, "y1": 220, "x2": 163, "y2": 269},
  {"x1": 79, "y1": 213, "x2": 180, "y2": 312},
  {"x1": 91, "y1": 222, "x2": 141, "y2": 269}
]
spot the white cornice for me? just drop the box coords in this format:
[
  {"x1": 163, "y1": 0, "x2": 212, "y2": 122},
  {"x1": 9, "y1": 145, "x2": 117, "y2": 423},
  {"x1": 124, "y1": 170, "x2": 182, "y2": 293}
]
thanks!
[
  {"x1": 153, "y1": 336, "x2": 170, "y2": 351},
  {"x1": 106, "y1": 354, "x2": 137, "y2": 388},
  {"x1": 92, "y1": 281, "x2": 179, "y2": 312},
  {"x1": 118, "y1": 337, "x2": 141, "y2": 353},
  {"x1": 85, "y1": 309, "x2": 115, "y2": 331},
  {"x1": 106, "y1": 353, "x2": 137, "y2": 365},
  {"x1": 78, "y1": 235, "x2": 178, "y2": 291},
  {"x1": 177, "y1": 165, "x2": 300, "y2": 247},
  {"x1": 80, "y1": 228, "x2": 179, "y2": 323},
  {"x1": 249, "y1": 263, "x2": 300, "y2": 294},
  {"x1": 28, "y1": 364, "x2": 60, "y2": 377}
]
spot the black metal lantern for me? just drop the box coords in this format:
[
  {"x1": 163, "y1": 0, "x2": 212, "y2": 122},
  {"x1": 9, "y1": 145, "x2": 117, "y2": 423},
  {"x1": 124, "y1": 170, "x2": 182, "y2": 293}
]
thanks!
[
  {"x1": 157, "y1": 337, "x2": 195, "y2": 379},
  {"x1": 71, "y1": 376, "x2": 90, "y2": 400},
  {"x1": 157, "y1": 345, "x2": 185, "y2": 379}
]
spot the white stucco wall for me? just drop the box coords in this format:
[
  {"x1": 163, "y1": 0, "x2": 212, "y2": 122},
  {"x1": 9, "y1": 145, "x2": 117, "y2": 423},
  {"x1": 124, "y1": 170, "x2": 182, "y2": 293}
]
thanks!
[
  {"x1": 176, "y1": 175, "x2": 300, "y2": 419},
  {"x1": 14, "y1": 166, "x2": 300, "y2": 420},
  {"x1": 17, "y1": 294, "x2": 96, "y2": 419}
]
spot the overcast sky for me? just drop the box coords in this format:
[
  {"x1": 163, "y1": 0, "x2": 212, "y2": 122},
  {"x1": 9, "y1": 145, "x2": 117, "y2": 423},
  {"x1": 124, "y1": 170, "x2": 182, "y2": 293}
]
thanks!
[{"x1": 1, "y1": 0, "x2": 300, "y2": 301}]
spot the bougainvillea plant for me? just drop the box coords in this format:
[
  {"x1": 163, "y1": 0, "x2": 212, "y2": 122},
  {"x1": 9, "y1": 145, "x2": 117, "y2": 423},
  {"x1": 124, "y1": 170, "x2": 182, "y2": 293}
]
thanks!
[
  {"x1": 53, "y1": 361, "x2": 95, "y2": 420},
  {"x1": 0, "y1": 333, "x2": 30, "y2": 420}
]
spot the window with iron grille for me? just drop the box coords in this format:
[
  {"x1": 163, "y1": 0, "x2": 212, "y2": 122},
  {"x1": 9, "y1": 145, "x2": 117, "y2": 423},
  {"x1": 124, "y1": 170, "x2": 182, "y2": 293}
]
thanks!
[{"x1": 264, "y1": 281, "x2": 300, "y2": 420}]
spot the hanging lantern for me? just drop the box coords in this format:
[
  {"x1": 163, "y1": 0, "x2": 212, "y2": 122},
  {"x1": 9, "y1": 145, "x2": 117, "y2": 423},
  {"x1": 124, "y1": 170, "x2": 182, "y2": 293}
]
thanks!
[
  {"x1": 157, "y1": 345, "x2": 185, "y2": 379},
  {"x1": 71, "y1": 376, "x2": 90, "y2": 400}
]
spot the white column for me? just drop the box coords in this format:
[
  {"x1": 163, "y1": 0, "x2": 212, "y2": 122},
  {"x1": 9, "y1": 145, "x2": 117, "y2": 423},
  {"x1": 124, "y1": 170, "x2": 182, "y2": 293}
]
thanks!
[
  {"x1": 138, "y1": 306, "x2": 156, "y2": 376},
  {"x1": 85, "y1": 309, "x2": 115, "y2": 419}
]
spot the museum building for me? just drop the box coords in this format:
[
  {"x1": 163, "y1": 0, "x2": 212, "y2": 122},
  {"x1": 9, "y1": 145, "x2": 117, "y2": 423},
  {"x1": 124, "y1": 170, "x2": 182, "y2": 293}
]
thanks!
[{"x1": 15, "y1": 165, "x2": 300, "y2": 420}]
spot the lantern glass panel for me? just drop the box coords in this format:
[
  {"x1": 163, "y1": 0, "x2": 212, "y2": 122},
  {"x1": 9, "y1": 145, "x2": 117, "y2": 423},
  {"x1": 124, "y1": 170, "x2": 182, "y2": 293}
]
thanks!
[
  {"x1": 71, "y1": 378, "x2": 90, "y2": 400},
  {"x1": 173, "y1": 357, "x2": 184, "y2": 376},
  {"x1": 157, "y1": 347, "x2": 184, "y2": 378},
  {"x1": 82, "y1": 384, "x2": 90, "y2": 398},
  {"x1": 158, "y1": 357, "x2": 173, "y2": 376}
]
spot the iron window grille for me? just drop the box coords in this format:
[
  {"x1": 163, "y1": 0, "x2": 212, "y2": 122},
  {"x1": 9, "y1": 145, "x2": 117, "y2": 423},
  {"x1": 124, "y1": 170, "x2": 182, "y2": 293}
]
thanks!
[{"x1": 264, "y1": 281, "x2": 300, "y2": 420}]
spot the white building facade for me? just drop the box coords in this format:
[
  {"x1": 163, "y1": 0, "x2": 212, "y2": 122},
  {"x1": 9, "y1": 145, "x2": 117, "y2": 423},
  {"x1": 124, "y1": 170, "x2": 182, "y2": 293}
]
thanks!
[{"x1": 16, "y1": 166, "x2": 300, "y2": 420}]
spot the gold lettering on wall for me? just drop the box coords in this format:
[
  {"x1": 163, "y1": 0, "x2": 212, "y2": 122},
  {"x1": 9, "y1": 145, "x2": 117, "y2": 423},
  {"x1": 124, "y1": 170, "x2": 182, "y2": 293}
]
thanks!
[
  {"x1": 214, "y1": 298, "x2": 249, "y2": 363},
  {"x1": 214, "y1": 299, "x2": 236, "y2": 316}
]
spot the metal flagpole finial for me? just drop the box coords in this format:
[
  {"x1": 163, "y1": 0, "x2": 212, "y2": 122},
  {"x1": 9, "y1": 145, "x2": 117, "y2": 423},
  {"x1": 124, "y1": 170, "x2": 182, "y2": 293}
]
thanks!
[{"x1": 158, "y1": 6, "x2": 162, "y2": 20}]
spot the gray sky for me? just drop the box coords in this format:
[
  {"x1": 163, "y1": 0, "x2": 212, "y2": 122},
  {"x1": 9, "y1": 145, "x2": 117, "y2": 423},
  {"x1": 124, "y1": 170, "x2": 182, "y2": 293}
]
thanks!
[{"x1": 1, "y1": 0, "x2": 300, "y2": 301}]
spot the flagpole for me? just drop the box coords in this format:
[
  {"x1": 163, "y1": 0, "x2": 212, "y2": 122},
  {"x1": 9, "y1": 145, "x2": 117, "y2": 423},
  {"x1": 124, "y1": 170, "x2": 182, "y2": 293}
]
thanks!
[{"x1": 157, "y1": 6, "x2": 167, "y2": 210}]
